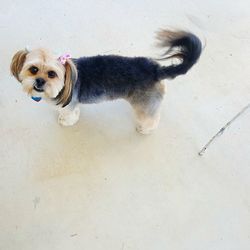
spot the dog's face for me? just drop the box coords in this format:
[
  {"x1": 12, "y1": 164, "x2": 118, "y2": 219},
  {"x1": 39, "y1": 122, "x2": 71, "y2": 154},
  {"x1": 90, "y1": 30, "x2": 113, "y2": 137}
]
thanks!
[{"x1": 10, "y1": 48, "x2": 77, "y2": 107}]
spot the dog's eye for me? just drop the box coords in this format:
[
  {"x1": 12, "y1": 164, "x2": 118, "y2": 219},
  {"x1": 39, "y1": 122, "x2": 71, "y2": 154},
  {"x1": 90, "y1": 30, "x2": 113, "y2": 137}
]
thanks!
[
  {"x1": 48, "y1": 71, "x2": 57, "y2": 78},
  {"x1": 29, "y1": 66, "x2": 39, "y2": 75}
]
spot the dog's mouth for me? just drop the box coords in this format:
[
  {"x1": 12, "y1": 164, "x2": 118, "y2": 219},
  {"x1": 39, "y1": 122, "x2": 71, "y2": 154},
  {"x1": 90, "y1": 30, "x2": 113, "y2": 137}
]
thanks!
[{"x1": 33, "y1": 86, "x2": 44, "y2": 92}]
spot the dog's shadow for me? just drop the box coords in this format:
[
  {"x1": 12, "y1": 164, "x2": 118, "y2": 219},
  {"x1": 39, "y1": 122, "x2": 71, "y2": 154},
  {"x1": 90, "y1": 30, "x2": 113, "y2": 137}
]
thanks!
[
  {"x1": 32, "y1": 100, "x2": 186, "y2": 182},
  {"x1": 33, "y1": 102, "x2": 149, "y2": 181}
]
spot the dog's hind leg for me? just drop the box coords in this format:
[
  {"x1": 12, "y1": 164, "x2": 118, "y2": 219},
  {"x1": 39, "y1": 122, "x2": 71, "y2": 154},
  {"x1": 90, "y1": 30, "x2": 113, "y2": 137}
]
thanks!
[{"x1": 128, "y1": 82, "x2": 165, "y2": 134}]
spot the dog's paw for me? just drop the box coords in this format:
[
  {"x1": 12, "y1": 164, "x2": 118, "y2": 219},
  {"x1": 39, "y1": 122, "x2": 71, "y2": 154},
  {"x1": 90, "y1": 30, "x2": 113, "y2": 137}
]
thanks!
[
  {"x1": 135, "y1": 115, "x2": 160, "y2": 135},
  {"x1": 136, "y1": 125, "x2": 155, "y2": 135},
  {"x1": 58, "y1": 107, "x2": 80, "y2": 126}
]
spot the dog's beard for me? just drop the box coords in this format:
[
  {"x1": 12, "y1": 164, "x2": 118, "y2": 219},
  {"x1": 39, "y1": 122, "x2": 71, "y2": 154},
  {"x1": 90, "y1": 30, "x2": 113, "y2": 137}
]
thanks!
[
  {"x1": 45, "y1": 80, "x2": 64, "y2": 98},
  {"x1": 22, "y1": 78, "x2": 39, "y2": 97},
  {"x1": 21, "y1": 77, "x2": 64, "y2": 99}
]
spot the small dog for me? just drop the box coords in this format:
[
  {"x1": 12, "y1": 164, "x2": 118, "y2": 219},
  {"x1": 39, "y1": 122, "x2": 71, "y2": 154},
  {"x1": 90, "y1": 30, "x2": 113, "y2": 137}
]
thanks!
[{"x1": 10, "y1": 30, "x2": 201, "y2": 134}]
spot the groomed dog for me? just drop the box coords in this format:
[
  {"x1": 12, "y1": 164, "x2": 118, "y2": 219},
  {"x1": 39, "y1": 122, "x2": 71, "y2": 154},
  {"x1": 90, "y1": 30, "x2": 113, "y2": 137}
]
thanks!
[{"x1": 10, "y1": 30, "x2": 202, "y2": 134}]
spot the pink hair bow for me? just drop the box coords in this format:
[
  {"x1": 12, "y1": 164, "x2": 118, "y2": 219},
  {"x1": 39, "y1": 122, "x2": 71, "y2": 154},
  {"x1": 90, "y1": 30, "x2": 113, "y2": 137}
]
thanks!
[{"x1": 58, "y1": 53, "x2": 71, "y2": 65}]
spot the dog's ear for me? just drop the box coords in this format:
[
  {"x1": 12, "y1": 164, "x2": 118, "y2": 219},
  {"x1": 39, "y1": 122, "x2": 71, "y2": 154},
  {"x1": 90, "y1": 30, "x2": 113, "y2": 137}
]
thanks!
[
  {"x1": 56, "y1": 59, "x2": 78, "y2": 107},
  {"x1": 10, "y1": 50, "x2": 29, "y2": 82}
]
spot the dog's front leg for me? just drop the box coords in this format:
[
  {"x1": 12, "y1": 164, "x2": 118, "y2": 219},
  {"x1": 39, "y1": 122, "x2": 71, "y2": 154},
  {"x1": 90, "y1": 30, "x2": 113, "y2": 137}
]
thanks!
[{"x1": 58, "y1": 103, "x2": 80, "y2": 126}]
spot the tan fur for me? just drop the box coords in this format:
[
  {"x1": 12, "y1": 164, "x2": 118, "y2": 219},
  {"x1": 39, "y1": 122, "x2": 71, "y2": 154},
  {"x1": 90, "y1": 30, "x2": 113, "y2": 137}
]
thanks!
[
  {"x1": 10, "y1": 50, "x2": 29, "y2": 82},
  {"x1": 156, "y1": 30, "x2": 186, "y2": 47},
  {"x1": 156, "y1": 81, "x2": 166, "y2": 95},
  {"x1": 156, "y1": 30, "x2": 187, "y2": 61},
  {"x1": 55, "y1": 59, "x2": 78, "y2": 107}
]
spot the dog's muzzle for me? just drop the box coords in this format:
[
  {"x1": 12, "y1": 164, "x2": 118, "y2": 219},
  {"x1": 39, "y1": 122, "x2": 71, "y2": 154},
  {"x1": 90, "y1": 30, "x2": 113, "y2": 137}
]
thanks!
[{"x1": 34, "y1": 78, "x2": 45, "y2": 92}]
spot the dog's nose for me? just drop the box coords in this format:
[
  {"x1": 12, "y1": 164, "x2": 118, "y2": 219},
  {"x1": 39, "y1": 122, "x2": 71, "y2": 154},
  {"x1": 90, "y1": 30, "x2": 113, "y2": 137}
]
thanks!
[{"x1": 35, "y1": 78, "x2": 45, "y2": 88}]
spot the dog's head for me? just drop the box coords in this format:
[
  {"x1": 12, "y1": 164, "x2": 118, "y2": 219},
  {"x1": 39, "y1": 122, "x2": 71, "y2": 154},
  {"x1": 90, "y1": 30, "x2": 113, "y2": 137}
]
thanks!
[{"x1": 10, "y1": 48, "x2": 77, "y2": 107}]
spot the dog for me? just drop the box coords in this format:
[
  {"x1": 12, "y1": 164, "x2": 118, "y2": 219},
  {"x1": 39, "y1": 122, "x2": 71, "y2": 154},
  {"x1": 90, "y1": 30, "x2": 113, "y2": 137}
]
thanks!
[{"x1": 10, "y1": 30, "x2": 202, "y2": 134}]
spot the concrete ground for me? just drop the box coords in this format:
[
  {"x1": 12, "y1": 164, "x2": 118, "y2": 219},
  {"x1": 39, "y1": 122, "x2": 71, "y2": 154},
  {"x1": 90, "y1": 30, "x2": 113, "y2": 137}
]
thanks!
[{"x1": 0, "y1": 1, "x2": 250, "y2": 249}]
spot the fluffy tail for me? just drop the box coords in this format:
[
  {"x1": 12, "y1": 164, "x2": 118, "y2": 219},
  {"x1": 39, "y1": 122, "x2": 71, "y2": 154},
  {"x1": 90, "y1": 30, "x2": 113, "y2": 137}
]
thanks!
[{"x1": 156, "y1": 30, "x2": 202, "y2": 80}]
